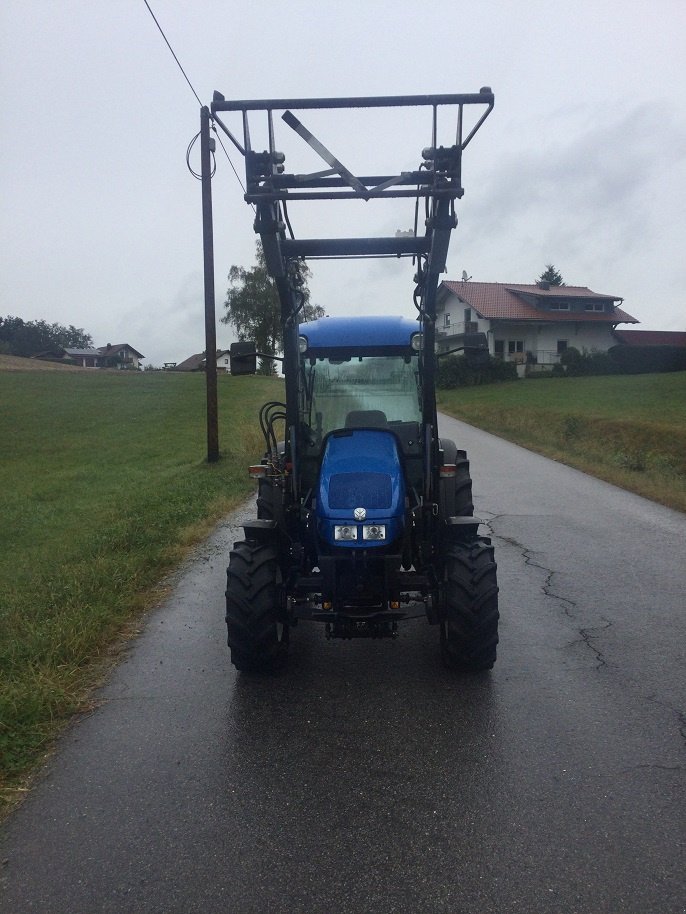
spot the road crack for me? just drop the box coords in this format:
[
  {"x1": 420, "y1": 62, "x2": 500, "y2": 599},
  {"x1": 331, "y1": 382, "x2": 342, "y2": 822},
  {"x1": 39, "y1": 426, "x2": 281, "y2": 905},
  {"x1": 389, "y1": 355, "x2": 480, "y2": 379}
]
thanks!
[
  {"x1": 571, "y1": 621, "x2": 612, "y2": 669},
  {"x1": 485, "y1": 516, "x2": 577, "y2": 618},
  {"x1": 645, "y1": 694, "x2": 686, "y2": 749},
  {"x1": 486, "y1": 514, "x2": 616, "y2": 668},
  {"x1": 621, "y1": 763, "x2": 685, "y2": 774}
]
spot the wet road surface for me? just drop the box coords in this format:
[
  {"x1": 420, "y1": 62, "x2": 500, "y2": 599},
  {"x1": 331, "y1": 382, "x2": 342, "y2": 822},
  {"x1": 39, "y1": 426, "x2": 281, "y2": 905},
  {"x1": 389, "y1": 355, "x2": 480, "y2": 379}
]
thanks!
[{"x1": 1, "y1": 415, "x2": 685, "y2": 913}]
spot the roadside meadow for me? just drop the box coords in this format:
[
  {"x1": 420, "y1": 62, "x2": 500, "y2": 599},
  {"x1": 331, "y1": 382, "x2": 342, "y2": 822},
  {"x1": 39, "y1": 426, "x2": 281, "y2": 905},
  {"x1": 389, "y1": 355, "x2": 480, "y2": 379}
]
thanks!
[
  {"x1": 0, "y1": 366, "x2": 283, "y2": 808},
  {"x1": 1, "y1": 362, "x2": 684, "y2": 807},
  {"x1": 437, "y1": 371, "x2": 686, "y2": 513}
]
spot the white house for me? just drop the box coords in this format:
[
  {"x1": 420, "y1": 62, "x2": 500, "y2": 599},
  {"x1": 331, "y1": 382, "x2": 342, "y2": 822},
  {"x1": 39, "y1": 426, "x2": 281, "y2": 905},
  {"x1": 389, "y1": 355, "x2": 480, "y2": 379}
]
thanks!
[
  {"x1": 174, "y1": 349, "x2": 233, "y2": 373},
  {"x1": 33, "y1": 342, "x2": 145, "y2": 369},
  {"x1": 61, "y1": 347, "x2": 104, "y2": 368},
  {"x1": 217, "y1": 350, "x2": 232, "y2": 373},
  {"x1": 436, "y1": 280, "x2": 638, "y2": 370}
]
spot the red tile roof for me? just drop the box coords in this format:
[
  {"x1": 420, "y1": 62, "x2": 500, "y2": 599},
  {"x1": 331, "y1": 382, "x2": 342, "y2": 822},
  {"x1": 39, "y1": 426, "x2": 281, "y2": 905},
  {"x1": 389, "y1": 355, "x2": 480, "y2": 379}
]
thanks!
[
  {"x1": 97, "y1": 343, "x2": 145, "y2": 358},
  {"x1": 613, "y1": 330, "x2": 686, "y2": 347},
  {"x1": 439, "y1": 281, "x2": 638, "y2": 324}
]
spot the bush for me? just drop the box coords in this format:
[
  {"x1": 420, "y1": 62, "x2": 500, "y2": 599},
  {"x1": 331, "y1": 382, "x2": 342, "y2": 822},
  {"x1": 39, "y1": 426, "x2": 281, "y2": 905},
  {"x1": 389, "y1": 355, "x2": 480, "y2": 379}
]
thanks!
[
  {"x1": 559, "y1": 346, "x2": 584, "y2": 374},
  {"x1": 558, "y1": 346, "x2": 615, "y2": 376},
  {"x1": 437, "y1": 354, "x2": 518, "y2": 388}
]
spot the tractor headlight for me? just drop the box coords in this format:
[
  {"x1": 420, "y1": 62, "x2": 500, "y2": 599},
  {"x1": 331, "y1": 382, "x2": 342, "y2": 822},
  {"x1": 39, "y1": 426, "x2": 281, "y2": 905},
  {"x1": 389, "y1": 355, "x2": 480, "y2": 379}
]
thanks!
[
  {"x1": 362, "y1": 524, "x2": 386, "y2": 541},
  {"x1": 298, "y1": 335, "x2": 308, "y2": 354},
  {"x1": 334, "y1": 525, "x2": 358, "y2": 541}
]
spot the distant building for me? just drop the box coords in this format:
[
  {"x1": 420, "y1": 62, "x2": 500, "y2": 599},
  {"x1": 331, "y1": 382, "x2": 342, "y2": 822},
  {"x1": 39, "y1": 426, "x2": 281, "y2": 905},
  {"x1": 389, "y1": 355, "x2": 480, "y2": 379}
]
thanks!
[
  {"x1": 173, "y1": 350, "x2": 232, "y2": 373},
  {"x1": 436, "y1": 280, "x2": 638, "y2": 374},
  {"x1": 97, "y1": 343, "x2": 145, "y2": 370},
  {"x1": 33, "y1": 343, "x2": 145, "y2": 369},
  {"x1": 64, "y1": 348, "x2": 104, "y2": 368}
]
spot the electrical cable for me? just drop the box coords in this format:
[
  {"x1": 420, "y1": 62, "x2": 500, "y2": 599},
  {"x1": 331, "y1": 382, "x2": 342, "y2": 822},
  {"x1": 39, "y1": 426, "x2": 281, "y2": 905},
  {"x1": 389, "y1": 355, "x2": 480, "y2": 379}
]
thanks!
[
  {"x1": 142, "y1": 0, "x2": 247, "y2": 196},
  {"x1": 211, "y1": 125, "x2": 250, "y2": 197},
  {"x1": 186, "y1": 131, "x2": 215, "y2": 179},
  {"x1": 142, "y1": 0, "x2": 203, "y2": 108}
]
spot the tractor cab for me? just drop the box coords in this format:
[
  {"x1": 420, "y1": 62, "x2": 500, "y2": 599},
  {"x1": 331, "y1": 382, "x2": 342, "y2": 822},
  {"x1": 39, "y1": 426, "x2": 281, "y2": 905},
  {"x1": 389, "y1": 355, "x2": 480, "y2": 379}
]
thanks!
[{"x1": 297, "y1": 315, "x2": 425, "y2": 503}]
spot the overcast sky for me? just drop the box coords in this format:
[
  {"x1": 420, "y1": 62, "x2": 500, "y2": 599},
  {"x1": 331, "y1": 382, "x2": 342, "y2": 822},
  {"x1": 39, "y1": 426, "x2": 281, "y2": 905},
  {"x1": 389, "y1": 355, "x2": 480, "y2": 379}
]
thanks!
[{"x1": 1, "y1": 0, "x2": 684, "y2": 366}]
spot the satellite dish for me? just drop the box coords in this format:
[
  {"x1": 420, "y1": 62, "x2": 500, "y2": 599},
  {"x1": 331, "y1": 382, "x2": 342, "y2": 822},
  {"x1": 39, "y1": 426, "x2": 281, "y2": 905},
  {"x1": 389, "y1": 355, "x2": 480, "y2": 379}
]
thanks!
[{"x1": 462, "y1": 270, "x2": 472, "y2": 282}]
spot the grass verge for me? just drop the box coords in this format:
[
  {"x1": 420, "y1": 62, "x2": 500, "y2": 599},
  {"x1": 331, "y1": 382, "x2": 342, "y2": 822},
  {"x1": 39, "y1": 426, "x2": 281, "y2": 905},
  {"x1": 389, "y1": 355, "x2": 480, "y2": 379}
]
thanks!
[
  {"x1": 437, "y1": 372, "x2": 686, "y2": 513},
  {"x1": 0, "y1": 370, "x2": 283, "y2": 809}
]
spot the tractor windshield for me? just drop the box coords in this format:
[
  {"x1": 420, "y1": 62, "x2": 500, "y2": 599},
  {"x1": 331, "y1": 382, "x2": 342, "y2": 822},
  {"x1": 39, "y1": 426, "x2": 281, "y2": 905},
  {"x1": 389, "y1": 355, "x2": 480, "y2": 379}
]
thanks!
[{"x1": 300, "y1": 354, "x2": 421, "y2": 440}]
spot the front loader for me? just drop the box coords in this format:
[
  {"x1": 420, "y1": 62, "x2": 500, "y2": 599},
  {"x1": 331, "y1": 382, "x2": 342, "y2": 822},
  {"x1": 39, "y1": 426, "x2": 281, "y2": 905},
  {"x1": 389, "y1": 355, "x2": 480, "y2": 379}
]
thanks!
[{"x1": 207, "y1": 91, "x2": 499, "y2": 672}]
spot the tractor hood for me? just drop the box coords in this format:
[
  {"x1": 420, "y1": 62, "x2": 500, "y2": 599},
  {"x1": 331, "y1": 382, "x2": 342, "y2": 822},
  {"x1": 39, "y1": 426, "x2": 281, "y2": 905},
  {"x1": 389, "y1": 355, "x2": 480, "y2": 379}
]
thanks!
[{"x1": 316, "y1": 429, "x2": 405, "y2": 549}]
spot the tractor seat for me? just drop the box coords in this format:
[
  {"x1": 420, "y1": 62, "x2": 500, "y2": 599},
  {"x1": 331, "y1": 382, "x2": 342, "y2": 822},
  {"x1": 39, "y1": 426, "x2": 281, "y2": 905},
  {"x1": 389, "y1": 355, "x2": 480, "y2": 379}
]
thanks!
[{"x1": 344, "y1": 409, "x2": 388, "y2": 428}]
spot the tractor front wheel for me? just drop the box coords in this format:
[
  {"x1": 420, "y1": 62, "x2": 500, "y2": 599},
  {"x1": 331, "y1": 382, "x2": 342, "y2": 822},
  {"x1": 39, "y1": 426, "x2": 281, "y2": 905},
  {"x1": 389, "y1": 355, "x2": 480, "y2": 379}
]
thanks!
[
  {"x1": 225, "y1": 539, "x2": 288, "y2": 672},
  {"x1": 441, "y1": 538, "x2": 499, "y2": 671}
]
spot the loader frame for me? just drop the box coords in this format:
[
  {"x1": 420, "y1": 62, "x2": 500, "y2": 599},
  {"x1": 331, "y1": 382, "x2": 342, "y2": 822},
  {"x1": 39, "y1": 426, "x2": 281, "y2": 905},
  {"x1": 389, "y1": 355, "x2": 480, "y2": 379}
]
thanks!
[{"x1": 200, "y1": 90, "x2": 498, "y2": 667}]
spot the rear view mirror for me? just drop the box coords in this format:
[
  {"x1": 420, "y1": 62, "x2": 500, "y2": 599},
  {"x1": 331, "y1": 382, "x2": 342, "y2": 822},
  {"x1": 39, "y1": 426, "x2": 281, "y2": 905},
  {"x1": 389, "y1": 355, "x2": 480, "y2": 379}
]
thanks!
[{"x1": 230, "y1": 342, "x2": 257, "y2": 376}]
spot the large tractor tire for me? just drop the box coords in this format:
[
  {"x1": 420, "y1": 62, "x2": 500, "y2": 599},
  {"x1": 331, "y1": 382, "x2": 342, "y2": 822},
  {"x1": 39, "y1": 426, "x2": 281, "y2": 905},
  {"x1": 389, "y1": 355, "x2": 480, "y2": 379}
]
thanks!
[
  {"x1": 441, "y1": 538, "x2": 499, "y2": 671},
  {"x1": 225, "y1": 539, "x2": 288, "y2": 672},
  {"x1": 439, "y1": 439, "x2": 474, "y2": 520}
]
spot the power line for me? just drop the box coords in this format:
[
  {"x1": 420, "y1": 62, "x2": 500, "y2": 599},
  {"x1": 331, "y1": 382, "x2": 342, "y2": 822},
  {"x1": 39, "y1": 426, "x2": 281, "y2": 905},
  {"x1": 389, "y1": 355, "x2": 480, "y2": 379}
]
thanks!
[
  {"x1": 141, "y1": 1, "x2": 249, "y2": 198},
  {"x1": 142, "y1": 0, "x2": 203, "y2": 108},
  {"x1": 212, "y1": 127, "x2": 250, "y2": 198}
]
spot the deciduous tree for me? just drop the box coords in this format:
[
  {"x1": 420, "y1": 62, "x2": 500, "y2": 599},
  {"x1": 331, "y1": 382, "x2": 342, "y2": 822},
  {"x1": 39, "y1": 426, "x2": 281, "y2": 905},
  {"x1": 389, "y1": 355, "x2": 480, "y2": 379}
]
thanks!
[
  {"x1": 0, "y1": 316, "x2": 92, "y2": 357},
  {"x1": 221, "y1": 242, "x2": 325, "y2": 374}
]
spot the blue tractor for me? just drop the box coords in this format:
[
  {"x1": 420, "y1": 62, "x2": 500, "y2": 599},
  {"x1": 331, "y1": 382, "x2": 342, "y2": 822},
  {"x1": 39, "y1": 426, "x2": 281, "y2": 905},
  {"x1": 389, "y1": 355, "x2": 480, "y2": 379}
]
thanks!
[{"x1": 208, "y1": 91, "x2": 499, "y2": 672}]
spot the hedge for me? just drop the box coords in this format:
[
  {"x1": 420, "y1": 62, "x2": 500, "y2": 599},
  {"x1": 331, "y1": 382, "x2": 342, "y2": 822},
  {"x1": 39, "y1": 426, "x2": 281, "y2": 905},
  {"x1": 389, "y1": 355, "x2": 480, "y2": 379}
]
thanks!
[{"x1": 436, "y1": 354, "x2": 518, "y2": 388}]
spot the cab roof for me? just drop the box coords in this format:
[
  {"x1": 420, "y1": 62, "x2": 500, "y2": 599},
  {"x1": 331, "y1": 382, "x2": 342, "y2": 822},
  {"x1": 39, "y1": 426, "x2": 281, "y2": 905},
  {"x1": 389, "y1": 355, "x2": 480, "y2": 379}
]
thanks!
[{"x1": 299, "y1": 315, "x2": 420, "y2": 351}]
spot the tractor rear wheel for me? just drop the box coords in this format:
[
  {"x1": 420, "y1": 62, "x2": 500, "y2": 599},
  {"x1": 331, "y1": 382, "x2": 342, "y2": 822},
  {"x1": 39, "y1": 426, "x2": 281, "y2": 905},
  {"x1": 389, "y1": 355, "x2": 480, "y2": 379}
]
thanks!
[
  {"x1": 441, "y1": 538, "x2": 499, "y2": 671},
  {"x1": 225, "y1": 539, "x2": 288, "y2": 672}
]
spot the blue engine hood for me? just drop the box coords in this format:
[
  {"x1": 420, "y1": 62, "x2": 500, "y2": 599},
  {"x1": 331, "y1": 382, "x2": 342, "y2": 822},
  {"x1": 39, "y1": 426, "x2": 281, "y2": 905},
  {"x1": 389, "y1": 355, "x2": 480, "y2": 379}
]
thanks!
[{"x1": 316, "y1": 429, "x2": 405, "y2": 548}]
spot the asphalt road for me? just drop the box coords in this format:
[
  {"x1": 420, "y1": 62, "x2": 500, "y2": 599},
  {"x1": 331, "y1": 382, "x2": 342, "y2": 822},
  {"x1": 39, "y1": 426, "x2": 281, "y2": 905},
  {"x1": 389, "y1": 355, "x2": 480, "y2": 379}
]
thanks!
[{"x1": 2, "y1": 415, "x2": 685, "y2": 914}]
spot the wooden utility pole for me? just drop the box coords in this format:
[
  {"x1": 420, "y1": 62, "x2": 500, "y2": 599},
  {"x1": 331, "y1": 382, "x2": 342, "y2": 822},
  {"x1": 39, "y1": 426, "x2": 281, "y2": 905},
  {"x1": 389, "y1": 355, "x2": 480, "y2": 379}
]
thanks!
[{"x1": 200, "y1": 105, "x2": 219, "y2": 462}]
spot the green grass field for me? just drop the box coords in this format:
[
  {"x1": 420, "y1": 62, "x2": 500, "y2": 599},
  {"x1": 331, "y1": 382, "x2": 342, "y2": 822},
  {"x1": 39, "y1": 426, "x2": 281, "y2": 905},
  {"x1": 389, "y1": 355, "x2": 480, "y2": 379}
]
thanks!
[
  {"x1": 437, "y1": 372, "x2": 686, "y2": 512},
  {"x1": 0, "y1": 370, "x2": 283, "y2": 803}
]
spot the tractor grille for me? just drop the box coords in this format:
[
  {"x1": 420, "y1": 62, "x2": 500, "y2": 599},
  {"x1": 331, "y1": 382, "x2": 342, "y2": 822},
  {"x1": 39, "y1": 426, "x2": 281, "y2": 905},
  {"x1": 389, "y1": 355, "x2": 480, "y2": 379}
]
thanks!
[{"x1": 328, "y1": 473, "x2": 392, "y2": 509}]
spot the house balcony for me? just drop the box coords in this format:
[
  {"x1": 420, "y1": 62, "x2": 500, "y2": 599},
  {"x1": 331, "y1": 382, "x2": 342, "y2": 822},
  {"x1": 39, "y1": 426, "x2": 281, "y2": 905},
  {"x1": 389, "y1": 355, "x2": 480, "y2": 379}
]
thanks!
[
  {"x1": 437, "y1": 320, "x2": 479, "y2": 338},
  {"x1": 529, "y1": 350, "x2": 562, "y2": 365},
  {"x1": 496, "y1": 350, "x2": 562, "y2": 366}
]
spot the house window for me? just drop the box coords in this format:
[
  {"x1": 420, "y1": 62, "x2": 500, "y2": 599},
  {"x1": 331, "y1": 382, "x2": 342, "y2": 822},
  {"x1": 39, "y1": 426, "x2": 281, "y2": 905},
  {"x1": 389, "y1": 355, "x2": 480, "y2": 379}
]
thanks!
[
  {"x1": 557, "y1": 340, "x2": 568, "y2": 355},
  {"x1": 584, "y1": 302, "x2": 606, "y2": 312},
  {"x1": 443, "y1": 313, "x2": 450, "y2": 328},
  {"x1": 549, "y1": 302, "x2": 570, "y2": 311},
  {"x1": 508, "y1": 340, "x2": 524, "y2": 354},
  {"x1": 464, "y1": 308, "x2": 471, "y2": 322},
  {"x1": 494, "y1": 340, "x2": 504, "y2": 359}
]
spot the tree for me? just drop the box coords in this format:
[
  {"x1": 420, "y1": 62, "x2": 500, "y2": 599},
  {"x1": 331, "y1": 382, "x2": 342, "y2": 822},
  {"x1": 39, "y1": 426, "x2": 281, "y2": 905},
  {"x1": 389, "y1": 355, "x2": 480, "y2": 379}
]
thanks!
[
  {"x1": 221, "y1": 242, "x2": 325, "y2": 374},
  {"x1": 537, "y1": 264, "x2": 565, "y2": 286},
  {"x1": 0, "y1": 316, "x2": 92, "y2": 357}
]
